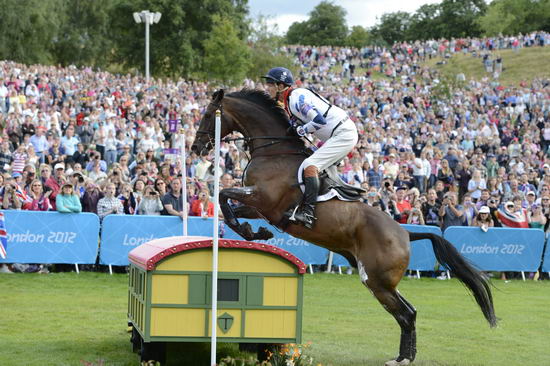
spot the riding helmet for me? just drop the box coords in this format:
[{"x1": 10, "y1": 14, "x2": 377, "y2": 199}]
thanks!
[{"x1": 262, "y1": 67, "x2": 294, "y2": 85}]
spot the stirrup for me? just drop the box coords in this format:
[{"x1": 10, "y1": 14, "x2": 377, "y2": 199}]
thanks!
[{"x1": 288, "y1": 205, "x2": 300, "y2": 222}]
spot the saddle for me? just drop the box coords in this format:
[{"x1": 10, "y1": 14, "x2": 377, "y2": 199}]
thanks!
[{"x1": 296, "y1": 161, "x2": 366, "y2": 202}]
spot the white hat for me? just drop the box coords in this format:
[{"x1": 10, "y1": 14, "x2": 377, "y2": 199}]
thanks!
[
  {"x1": 54, "y1": 163, "x2": 65, "y2": 170},
  {"x1": 479, "y1": 206, "x2": 490, "y2": 214}
]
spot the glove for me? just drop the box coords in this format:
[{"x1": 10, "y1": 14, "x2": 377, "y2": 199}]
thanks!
[{"x1": 295, "y1": 125, "x2": 306, "y2": 137}]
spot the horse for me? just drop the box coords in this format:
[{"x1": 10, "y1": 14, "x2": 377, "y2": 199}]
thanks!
[{"x1": 191, "y1": 89, "x2": 497, "y2": 366}]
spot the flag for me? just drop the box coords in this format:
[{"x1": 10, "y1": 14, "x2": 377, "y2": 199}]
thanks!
[
  {"x1": 0, "y1": 212, "x2": 7, "y2": 259},
  {"x1": 496, "y1": 207, "x2": 529, "y2": 228},
  {"x1": 14, "y1": 184, "x2": 32, "y2": 204}
]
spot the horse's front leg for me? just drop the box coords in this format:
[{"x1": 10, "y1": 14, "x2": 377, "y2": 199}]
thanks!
[{"x1": 219, "y1": 187, "x2": 273, "y2": 241}]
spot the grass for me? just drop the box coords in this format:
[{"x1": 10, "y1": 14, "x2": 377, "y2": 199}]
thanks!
[
  {"x1": 423, "y1": 46, "x2": 550, "y2": 86},
  {"x1": 1, "y1": 272, "x2": 550, "y2": 366}
]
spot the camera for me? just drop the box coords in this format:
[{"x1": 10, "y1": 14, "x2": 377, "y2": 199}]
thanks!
[
  {"x1": 489, "y1": 199, "x2": 495, "y2": 204},
  {"x1": 384, "y1": 182, "x2": 390, "y2": 188}
]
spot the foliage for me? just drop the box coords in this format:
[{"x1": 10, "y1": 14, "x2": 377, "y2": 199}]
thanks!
[
  {"x1": 0, "y1": 0, "x2": 63, "y2": 64},
  {"x1": 52, "y1": 0, "x2": 113, "y2": 68},
  {"x1": 477, "y1": 0, "x2": 550, "y2": 36},
  {"x1": 346, "y1": 26, "x2": 371, "y2": 49},
  {"x1": 266, "y1": 343, "x2": 314, "y2": 366},
  {"x1": 370, "y1": 0, "x2": 487, "y2": 44},
  {"x1": 285, "y1": 1, "x2": 348, "y2": 46},
  {"x1": 246, "y1": 16, "x2": 296, "y2": 82},
  {"x1": 203, "y1": 15, "x2": 251, "y2": 86},
  {"x1": 370, "y1": 11, "x2": 412, "y2": 45}
]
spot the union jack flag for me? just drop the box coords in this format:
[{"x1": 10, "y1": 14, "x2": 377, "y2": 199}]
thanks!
[
  {"x1": 0, "y1": 212, "x2": 7, "y2": 259},
  {"x1": 14, "y1": 184, "x2": 32, "y2": 204}
]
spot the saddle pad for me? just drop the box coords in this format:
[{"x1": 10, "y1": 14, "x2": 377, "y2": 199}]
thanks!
[{"x1": 297, "y1": 161, "x2": 360, "y2": 202}]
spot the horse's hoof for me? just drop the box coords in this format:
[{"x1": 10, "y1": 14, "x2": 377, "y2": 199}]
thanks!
[
  {"x1": 255, "y1": 227, "x2": 274, "y2": 240},
  {"x1": 240, "y1": 222, "x2": 255, "y2": 241},
  {"x1": 385, "y1": 358, "x2": 411, "y2": 366}
]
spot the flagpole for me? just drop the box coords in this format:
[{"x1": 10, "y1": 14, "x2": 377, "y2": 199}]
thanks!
[
  {"x1": 181, "y1": 129, "x2": 188, "y2": 236},
  {"x1": 210, "y1": 109, "x2": 222, "y2": 366}
]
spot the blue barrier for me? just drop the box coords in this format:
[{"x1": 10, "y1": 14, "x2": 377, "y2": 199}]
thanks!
[
  {"x1": 223, "y1": 219, "x2": 329, "y2": 265},
  {"x1": 541, "y1": 239, "x2": 550, "y2": 273},
  {"x1": 99, "y1": 215, "x2": 217, "y2": 265},
  {"x1": 403, "y1": 224, "x2": 441, "y2": 271},
  {"x1": 0, "y1": 211, "x2": 99, "y2": 264},
  {"x1": 444, "y1": 227, "x2": 545, "y2": 272}
]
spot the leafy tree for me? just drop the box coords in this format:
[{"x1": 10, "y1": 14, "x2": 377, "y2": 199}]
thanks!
[
  {"x1": 203, "y1": 15, "x2": 250, "y2": 85},
  {"x1": 0, "y1": 0, "x2": 63, "y2": 64},
  {"x1": 346, "y1": 26, "x2": 371, "y2": 48},
  {"x1": 477, "y1": 0, "x2": 550, "y2": 36},
  {"x1": 437, "y1": 0, "x2": 487, "y2": 39},
  {"x1": 109, "y1": 0, "x2": 250, "y2": 78},
  {"x1": 52, "y1": 0, "x2": 113, "y2": 67},
  {"x1": 247, "y1": 16, "x2": 295, "y2": 81},
  {"x1": 407, "y1": 4, "x2": 441, "y2": 41},
  {"x1": 370, "y1": 12, "x2": 411, "y2": 45},
  {"x1": 285, "y1": 1, "x2": 348, "y2": 46},
  {"x1": 305, "y1": 0, "x2": 348, "y2": 46},
  {"x1": 286, "y1": 21, "x2": 309, "y2": 45}
]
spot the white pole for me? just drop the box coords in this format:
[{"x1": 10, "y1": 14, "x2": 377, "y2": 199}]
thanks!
[
  {"x1": 181, "y1": 131, "x2": 188, "y2": 236},
  {"x1": 145, "y1": 12, "x2": 150, "y2": 82},
  {"x1": 210, "y1": 109, "x2": 222, "y2": 366}
]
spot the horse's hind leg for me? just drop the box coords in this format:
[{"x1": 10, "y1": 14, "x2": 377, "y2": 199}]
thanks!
[
  {"x1": 366, "y1": 282, "x2": 417, "y2": 365},
  {"x1": 359, "y1": 266, "x2": 416, "y2": 366}
]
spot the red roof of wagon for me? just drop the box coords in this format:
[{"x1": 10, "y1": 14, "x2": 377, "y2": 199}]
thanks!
[{"x1": 128, "y1": 236, "x2": 307, "y2": 274}]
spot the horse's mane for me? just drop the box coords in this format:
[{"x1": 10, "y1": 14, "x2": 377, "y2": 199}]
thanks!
[{"x1": 227, "y1": 88, "x2": 290, "y2": 128}]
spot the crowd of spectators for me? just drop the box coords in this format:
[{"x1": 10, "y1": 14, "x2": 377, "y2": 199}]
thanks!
[{"x1": 0, "y1": 31, "x2": 549, "y2": 275}]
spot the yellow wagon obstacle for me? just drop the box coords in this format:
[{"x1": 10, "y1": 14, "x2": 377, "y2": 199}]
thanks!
[{"x1": 128, "y1": 236, "x2": 306, "y2": 363}]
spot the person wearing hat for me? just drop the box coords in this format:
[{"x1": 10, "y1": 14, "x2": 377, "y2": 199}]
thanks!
[
  {"x1": 43, "y1": 163, "x2": 66, "y2": 210},
  {"x1": 262, "y1": 67, "x2": 358, "y2": 229},
  {"x1": 393, "y1": 186, "x2": 412, "y2": 224},
  {"x1": 473, "y1": 206, "x2": 494, "y2": 232},
  {"x1": 55, "y1": 183, "x2": 82, "y2": 213}
]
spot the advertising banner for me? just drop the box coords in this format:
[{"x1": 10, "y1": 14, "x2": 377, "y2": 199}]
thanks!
[
  {"x1": 0, "y1": 211, "x2": 100, "y2": 264},
  {"x1": 443, "y1": 227, "x2": 545, "y2": 272}
]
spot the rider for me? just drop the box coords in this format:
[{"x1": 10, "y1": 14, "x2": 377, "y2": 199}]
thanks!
[{"x1": 262, "y1": 67, "x2": 359, "y2": 229}]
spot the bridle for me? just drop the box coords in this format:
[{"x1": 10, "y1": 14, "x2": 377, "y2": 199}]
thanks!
[{"x1": 195, "y1": 98, "x2": 304, "y2": 155}]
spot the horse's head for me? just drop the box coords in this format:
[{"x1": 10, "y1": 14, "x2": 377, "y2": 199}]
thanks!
[{"x1": 191, "y1": 89, "x2": 234, "y2": 156}]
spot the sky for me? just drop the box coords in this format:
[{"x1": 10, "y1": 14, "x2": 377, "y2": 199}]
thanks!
[{"x1": 248, "y1": 0, "x2": 443, "y2": 34}]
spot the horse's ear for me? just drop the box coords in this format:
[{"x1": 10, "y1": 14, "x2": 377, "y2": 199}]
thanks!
[{"x1": 213, "y1": 89, "x2": 224, "y2": 103}]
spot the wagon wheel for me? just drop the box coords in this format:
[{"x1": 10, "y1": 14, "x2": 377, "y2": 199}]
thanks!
[
  {"x1": 140, "y1": 340, "x2": 166, "y2": 365},
  {"x1": 130, "y1": 326, "x2": 140, "y2": 353}
]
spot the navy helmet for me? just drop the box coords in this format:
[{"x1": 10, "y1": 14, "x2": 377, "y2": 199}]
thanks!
[{"x1": 262, "y1": 67, "x2": 294, "y2": 85}]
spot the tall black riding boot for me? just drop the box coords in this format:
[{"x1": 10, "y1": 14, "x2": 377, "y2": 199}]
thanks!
[{"x1": 290, "y1": 176, "x2": 320, "y2": 229}]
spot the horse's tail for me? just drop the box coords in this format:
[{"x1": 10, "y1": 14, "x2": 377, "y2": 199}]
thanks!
[{"x1": 408, "y1": 231, "x2": 497, "y2": 328}]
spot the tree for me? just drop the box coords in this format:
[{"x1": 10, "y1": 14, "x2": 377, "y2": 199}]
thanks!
[
  {"x1": 407, "y1": 4, "x2": 442, "y2": 41},
  {"x1": 477, "y1": 0, "x2": 550, "y2": 36},
  {"x1": 247, "y1": 15, "x2": 295, "y2": 81},
  {"x1": 52, "y1": 0, "x2": 113, "y2": 68},
  {"x1": 346, "y1": 26, "x2": 371, "y2": 48},
  {"x1": 0, "y1": 0, "x2": 63, "y2": 64},
  {"x1": 286, "y1": 21, "x2": 309, "y2": 45},
  {"x1": 284, "y1": 1, "x2": 348, "y2": 46},
  {"x1": 109, "y1": 0, "x2": 250, "y2": 78},
  {"x1": 370, "y1": 12, "x2": 411, "y2": 45},
  {"x1": 437, "y1": 0, "x2": 487, "y2": 39},
  {"x1": 305, "y1": 0, "x2": 348, "y2": 46},
  {"x1": 203, "y1": 15, "x2": 250, "y2": 85}
]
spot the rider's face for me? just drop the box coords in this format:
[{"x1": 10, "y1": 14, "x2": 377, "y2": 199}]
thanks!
[{"x1": 265, "y1": 82, "x2": 278, "y2": 99}]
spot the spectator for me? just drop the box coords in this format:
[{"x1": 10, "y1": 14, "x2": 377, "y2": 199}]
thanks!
[
  {"x1": 422, "y1": 188, "x2": 442, "y2": 227},
  {"x1": 439, "y1": 192, "x2": 464, "y2": 231},
  {"x1": 473, "y1": 206, "x2": 494, "y2": 232},
  {"x1": 528, "y1": 204, "x2": 547, "y2": 229},
  {"x1": 118, "y1": 183, "x2": 136, "y2": 214},
  {"x1": 161, "y1": 178, "x2": 184, "y2": 219},
  {"x1": 23, "y1": 179, "x2": 51, "y2": 211},
  {"x1": 55, "y1": 183, "x2": 82, "y2": 213},
  {"x1": 462, "y1": 194, "x2": 477, "y2": 226},
  {"x1": 407, "y1": 201, "x2": 425, "y2": 225},
  {"x1": 81, "y1": 181, "x2": 103, "y2": 214},
  {"x1": 190, "y1": 187, "x2": 215, "y2": 218},
  {"x1": 2, "y1": 177, "x2": 22, "y2": 210},
  {"x1": 137, "y1": 185, "x2": 164, "y2": 215},
  {"x1": 394, "y1": 186, "x2": 412, "y2": 224},
  {"x1": 468, "y1": 170, "x2": 486, "y2": 202},
  {"x1": 97, "y1": 182, "x2": 123, "y2": 220}
]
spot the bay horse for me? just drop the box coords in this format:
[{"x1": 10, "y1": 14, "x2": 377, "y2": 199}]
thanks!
[{"x1": 191, "y1": 89, "x2": 497, "y2": 366}]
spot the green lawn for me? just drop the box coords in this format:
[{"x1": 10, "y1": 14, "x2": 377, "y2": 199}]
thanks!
[
  {"x1": 423, "y1": 46, "x2": 550, "y2": 86},
  {"x1": 1, "y1": 272, "x2": 549, "y2": 366}
]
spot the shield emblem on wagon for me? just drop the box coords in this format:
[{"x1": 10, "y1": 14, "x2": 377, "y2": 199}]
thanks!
[{"x1": 217, "y1": 312, "x2": 234, "y2": 333}]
